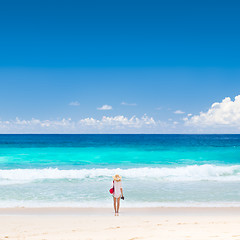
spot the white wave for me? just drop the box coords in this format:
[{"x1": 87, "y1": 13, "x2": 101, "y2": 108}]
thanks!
[
  {"x1": 1, "y1": 200, "x2": 240, "y2": 208},
  {"x1": 0, "y1": 164, "x2": 240, "y2": 183}
]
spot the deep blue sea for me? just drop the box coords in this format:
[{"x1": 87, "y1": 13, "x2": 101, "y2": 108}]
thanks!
[{"x1": 0, "y1": 134, "x2": 240, "y2": 207}]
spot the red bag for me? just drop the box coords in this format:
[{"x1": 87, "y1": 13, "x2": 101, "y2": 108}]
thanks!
[{"x1": 109, "y1": 181, "x2": 114, "y2": 194}]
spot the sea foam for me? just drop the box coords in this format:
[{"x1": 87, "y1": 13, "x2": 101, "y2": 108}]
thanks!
[
  {"x1": 0, "y1": 164, "x2": 240, "y2": 183},
  {"x1": 1, "y1": 200, "x2": 240, "y2": 208}
]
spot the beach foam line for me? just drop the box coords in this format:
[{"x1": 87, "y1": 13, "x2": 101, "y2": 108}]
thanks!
[
  {"x1": 1, "y1": 200, "x2": 240, "y2": 208},
  {"x1": 1, "y1": 164, "x2": 240, "y2": 183}
]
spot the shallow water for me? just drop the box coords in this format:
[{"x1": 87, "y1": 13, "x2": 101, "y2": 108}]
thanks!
[{"x1": 0, "y1": 134, "x2": 240, "y2": 207}]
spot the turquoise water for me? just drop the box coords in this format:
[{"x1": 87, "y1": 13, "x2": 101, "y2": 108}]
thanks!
[{"x1": 0, "y1": 134, "x2": 240, "y2": 207}]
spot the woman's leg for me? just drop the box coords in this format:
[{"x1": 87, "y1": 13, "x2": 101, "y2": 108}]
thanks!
[
  {"x1": 113, "y1": 197, "x2": 117, "y2": 213},
  {"x1": 117, "y1": 197, "x2": 120, "y2": 213}
]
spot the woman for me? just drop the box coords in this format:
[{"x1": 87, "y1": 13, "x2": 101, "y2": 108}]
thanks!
[{"x1": 112, "y1": 174, "x2": 123, "y2": 215}]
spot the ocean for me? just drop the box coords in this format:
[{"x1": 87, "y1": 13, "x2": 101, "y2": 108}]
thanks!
[{"x1": 0, "y1": 134, "x2": 240, "y2": 208}]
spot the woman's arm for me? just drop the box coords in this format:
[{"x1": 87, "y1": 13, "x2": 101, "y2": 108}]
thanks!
[
  {"x1": 120, "y1": 188, "x2": 123, "y2": 197},
  {"x1": 120, "y1": 181, "x2": 123, "y2": 196}
]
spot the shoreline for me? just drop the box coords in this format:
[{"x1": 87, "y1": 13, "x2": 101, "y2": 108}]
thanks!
[{"x1": 1, "y1": 207, "x2": 240, "y2": 216}]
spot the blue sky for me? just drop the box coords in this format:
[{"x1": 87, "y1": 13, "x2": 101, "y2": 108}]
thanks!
[{"x1": 0, "y1": 0, "x2": 240, "y2": 133}]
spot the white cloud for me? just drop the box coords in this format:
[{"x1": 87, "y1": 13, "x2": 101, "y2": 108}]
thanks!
[
  {"x1": 0, "y1": 115, "x2": 157, "y2": 133},
  {"x1": 69, "y1": 101, "x2": 80, "y2": 106},
  {"x1": 97, "y1": 105, "x2": 112, "y2": 110},
  {"x1": 121, "y1": 102, "x2": 137, "y2": 106},
  {"x1": 0, "y1": 118, "x2": 74, "y2": 133},
  {"x1": 174, "y1": 110, "x2": 185, "y2": 114},
  {"x1": 79, "y1": 115, "x2": 156, "y2": 128},
  {"x1": 185, "y1": 95, "x2": 240, "y2": 128}
]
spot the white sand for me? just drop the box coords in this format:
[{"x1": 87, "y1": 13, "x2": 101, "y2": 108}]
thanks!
[{"x1": 0, "y1": 208, "x2": 240, "y2": 240}]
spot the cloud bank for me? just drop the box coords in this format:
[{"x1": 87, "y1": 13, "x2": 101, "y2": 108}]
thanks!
[
  {"x1": 0, "y1": 115, "x2": 158, "y2": 133},
  {"x1": 185, "y1": 95, "x2": 240, "y2": 129},
  {"x1": 2, "y1": 95, "x2": 240, "y2": 133},
  {"x1": 79, "y1": 115, "x2": 155, "y2": 128}
]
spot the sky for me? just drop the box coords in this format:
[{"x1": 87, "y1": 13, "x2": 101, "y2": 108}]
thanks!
[{"x1": 0, "y1": 0, "x2": 240, "y2": 133}]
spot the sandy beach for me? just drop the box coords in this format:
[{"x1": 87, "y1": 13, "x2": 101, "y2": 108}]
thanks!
[{"x1": 0, "y1": 208, "x2": 240, "y2": 240}]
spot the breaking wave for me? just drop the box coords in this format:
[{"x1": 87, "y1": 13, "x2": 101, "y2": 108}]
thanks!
[{"x1": 1, "y1": 164, "x2": 240, "y2": 183}]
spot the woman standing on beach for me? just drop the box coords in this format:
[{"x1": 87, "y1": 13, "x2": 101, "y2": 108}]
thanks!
[{"x1": 112, "y1": 174, "x2": 123, "y2": 216}]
